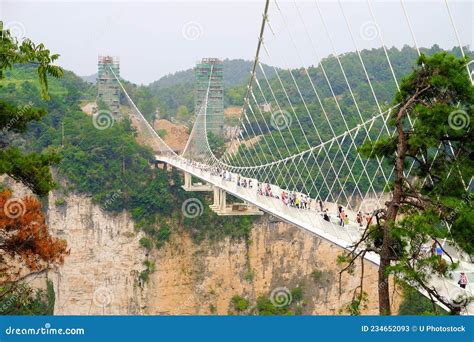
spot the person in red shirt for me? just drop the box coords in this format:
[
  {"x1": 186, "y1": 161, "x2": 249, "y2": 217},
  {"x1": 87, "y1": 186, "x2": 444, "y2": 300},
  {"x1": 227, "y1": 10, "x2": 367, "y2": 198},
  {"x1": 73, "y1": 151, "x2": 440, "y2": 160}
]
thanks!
[
  {"x1": 459, "y1": 272, "x2": 468, "y2": 289},
  {"x1": 339, "y1": 210, "x2": 346, "y2": 227}
]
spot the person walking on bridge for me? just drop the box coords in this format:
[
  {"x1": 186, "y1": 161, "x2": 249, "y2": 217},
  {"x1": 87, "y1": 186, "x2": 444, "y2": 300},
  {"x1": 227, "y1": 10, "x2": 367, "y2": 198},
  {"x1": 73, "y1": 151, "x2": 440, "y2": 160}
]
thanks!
[
  {"x1": 356, "y1": 212, "x2": 363, "y2": 227},
  {"x1": 339, "y1": 209, "x2": 346, "y2": 227},
  {"x1": 458, "y1": 272, "x2": 468, "y2": 289},
  {"x1": 323, "y1": 209, "x2": 330, "y2": 222}
]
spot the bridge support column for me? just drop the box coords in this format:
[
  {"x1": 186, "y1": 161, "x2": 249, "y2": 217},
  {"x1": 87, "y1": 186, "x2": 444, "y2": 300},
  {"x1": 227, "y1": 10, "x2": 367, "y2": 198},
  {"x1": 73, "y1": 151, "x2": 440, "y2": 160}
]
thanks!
[
  {"x1": 182, "y1": 172, "x2": 213, "y2": 192},
  {"x1": 219, "y1": 189, "x2": 227, "y2": 212},
  {"x1": 210, "y1": 186, "x2": 222, "y2": 210},
  {"x1": 155, "y1": 161, "x2": 167, "y2": 169},
  {"x1": 184, "y1": 172, "x2": 192, "y2": 188},
  {"x1": 209, "y1": 187, "x2": 263, "y2": 216}
]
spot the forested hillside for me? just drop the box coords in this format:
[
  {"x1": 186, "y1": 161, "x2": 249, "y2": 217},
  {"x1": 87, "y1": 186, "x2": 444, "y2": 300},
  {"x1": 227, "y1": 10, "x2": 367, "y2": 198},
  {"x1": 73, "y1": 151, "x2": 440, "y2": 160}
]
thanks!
[{"x1": 0, "y1": 64, "x2": 253, "y2": 246}]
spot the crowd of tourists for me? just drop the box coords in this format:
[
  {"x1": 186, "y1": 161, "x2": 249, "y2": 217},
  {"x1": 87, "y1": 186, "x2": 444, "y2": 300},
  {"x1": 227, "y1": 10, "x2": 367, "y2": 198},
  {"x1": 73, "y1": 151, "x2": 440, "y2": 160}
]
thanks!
[{"x1": 181, "y1": 158, "x2": 378, "y2": 229}]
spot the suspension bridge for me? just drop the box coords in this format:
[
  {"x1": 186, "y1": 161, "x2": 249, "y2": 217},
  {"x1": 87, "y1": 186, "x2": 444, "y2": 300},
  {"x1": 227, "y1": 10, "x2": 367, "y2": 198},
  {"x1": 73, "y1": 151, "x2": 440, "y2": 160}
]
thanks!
[{"x1": 106, "y1": 0, "x2": 473, "y2": 314}]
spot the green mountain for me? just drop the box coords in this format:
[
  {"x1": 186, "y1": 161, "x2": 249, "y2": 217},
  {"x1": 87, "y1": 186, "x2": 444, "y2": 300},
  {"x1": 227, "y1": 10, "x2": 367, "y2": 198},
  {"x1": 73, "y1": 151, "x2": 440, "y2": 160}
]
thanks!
[
  {"x1": 149, "y1": 58, "x2": 276, "y2": 90},
  {"x1": 121, "y1": 59, "x2": 277, "y2": 122},
  {"x1": 79, "y1": 59, "x2": 277, "y2": 122}
]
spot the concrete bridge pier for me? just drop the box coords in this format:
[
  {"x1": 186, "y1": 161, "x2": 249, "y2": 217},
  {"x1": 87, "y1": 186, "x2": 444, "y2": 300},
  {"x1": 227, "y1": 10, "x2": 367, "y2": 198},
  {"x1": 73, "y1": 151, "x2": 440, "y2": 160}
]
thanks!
[
  {"x1": 182, "y1": 172, "x2": 213, "y2": 192},
  {"x1": 209, "y1": 186, "x2": 222, "y2": 211},
  {"x1": 155, "y1": 160, "x2": 174, "y2": 172},
  {"x1": 210, "y1": 186, "x2": 263, "y2": 216}
]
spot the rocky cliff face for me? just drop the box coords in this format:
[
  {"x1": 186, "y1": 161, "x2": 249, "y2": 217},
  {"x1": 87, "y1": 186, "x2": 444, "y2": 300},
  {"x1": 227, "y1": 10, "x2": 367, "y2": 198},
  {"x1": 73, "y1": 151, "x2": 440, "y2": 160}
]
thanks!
[
  {"x1": 42, "y1": 189, "x2": 398, "y2": 315},
  {"x1": 46, "y1": 190, "x2": 146, "y2": 315}
]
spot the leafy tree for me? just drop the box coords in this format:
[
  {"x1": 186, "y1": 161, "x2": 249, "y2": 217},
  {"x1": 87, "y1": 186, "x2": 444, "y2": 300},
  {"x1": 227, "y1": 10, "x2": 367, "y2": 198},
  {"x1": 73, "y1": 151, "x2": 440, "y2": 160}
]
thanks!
[
  {"x1": 341, "y1": 291, "x2": 369, "y2": 316},
  {"x1": 0, "y1": 24, "x2": 67, "y2": 309},
  {"x1": 155, "y1": 224, "x2": 171, "y2": 249},
  {"x1": 96, "y1": 98, "x2": 110, "y2": 112},
  {"x1": 157, "y1": 129, "x2": 167, "y2": 138},
  {"x1": 341, "y1": 52, "x2": 473, "y2": 315},
  {"x1": 0, "y1": 21, "x2": 63, "y2": 196}
]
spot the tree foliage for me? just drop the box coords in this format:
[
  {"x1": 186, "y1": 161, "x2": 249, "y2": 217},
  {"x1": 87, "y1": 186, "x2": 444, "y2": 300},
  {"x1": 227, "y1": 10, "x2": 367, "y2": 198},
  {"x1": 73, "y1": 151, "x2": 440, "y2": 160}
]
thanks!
[
  {"x1": 0, "y1": 21, "x2": 63, "y2": 196},
  {"x1": 344, "y1": 52, "x2": 473, "y2": 315}
]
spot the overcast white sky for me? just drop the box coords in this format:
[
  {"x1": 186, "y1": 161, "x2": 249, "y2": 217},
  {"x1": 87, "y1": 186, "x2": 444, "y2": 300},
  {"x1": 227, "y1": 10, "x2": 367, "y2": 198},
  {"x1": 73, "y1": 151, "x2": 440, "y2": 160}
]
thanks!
[{"x1": 1, "y1": 0, "x2": 472, "y2": 85}]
